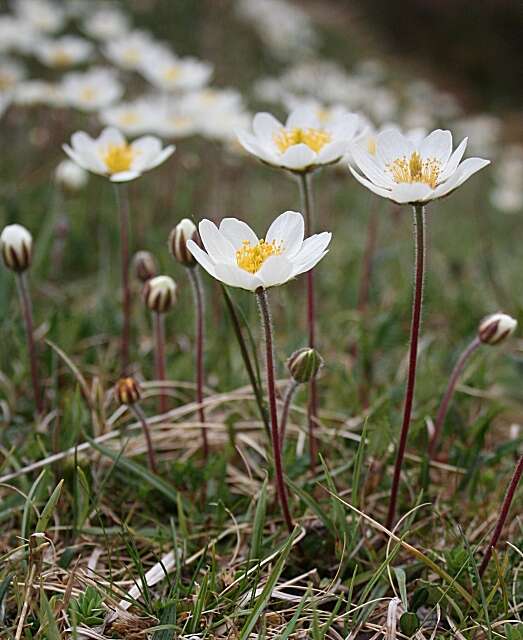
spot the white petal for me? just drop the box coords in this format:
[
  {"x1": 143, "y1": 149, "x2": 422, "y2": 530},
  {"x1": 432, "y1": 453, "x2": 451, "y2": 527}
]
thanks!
[
  {"x1": 349, "y1": 166, "x2": 394, "y2": 200},
  {"x1": 63, "y1": 141, "x2": 106, "y2": 174},
  {"x1": 280, "y1": 143, "x2": 316, "y2": 170},
  {"x1": 418, "y1": 129, "x2": 452, "y2": 165},
  {"x1": 351, "y1": 146, "x2": 395, "y2": 188},
  {"x1": 292, "y1": 250, "x2": 329, "y2": 277},
  {"x1": 71, "y1": 130, "x2": 95, "y2": 153},
  {"x1": 252, "y1": 112, "x2": 282, "y2": 145},
  {"x1": 198, "y1": 219, "x2": 236, "y2": 264},
  {"x1": 375, "y1": 128, "x2": 414, "y2": 169},
  {"x1": 286, "y1": 106, "x2": 318, "y2": 129},
  {"x1": 433, "y1": 157, "x2": 490, "y2": 199},
  {"x1": 316, "y1": 140, "x2": 348, "y2": 164},
  {"x1": 219, "y1": 218, "x2": 258, "y2": 247},
  {"x1": 257, "y1": 254, "x2": 294, "y2": 288},
  {"x1": 390, "y1": 182, "x2": 433, "y2": 204},
  {"x1": 214, "y1": 263, "x2": 262, "y2": 291},
  {"x1": 146, "y1": 144, "x2": 175, "y2": 169},
  {"x1": 237, "y1": 130, "x2": 278, "y2": 164},
  {"x1": 187, "y1": 239, "x2": 216, "y2": 277},
  {"x1": 265, "y1": 211, "x2": 304, "y2": 259},
  {"x1": 98, "y1": 126, "x2": 126, "y2": 147},
  {"x1": 293, "y1": 232, "x2": 332, "y2": 268},
  {"x1": 438, "y1": 137, "x2": 468, "y2": 182},
  {"x1": 329, "y1": 114, "x2": 361, "y2": 140},
  {"x1": 110, "y1": 170, "x2": 140, "y2": 182}
]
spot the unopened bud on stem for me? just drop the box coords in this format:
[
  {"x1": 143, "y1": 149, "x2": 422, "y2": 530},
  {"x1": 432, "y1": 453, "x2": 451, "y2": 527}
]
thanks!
[
  {"x1": 478, "y1": 312, "x2": 517, "y2": 345},
  {"x1": 143, "y1": 275, "x2": 177, "y2": 313},
  {"x1": 287, "y1": 347, "x2": 323, "y2": 384},
  {"x1": 1, "y1": 224, "x2": 33, "y2": 272},
  {"x1": 116, "y1": 377, "x2": 141, "y2": 405},
  {"x1": 133, "y1": 250, "x2": 157, "y2": 283},
  {"x1": 169, "y1": 218, "x2": 198, "y2": 267}
]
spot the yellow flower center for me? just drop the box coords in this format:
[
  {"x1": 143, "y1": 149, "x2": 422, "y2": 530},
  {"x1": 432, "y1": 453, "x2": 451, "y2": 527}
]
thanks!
[
  {"x1": 80, "y1": 86, "x2": 97, "y2": 102},
  {"x1": 163, "y1": 66, "x2": 180, "y2": 82},
  {"x1": 103, "y1": 143, "x2": 134, "y2": 174},
  {"x1": 0, "y1": 73, "x2": 14, "y2": 91},
  {"x1": 387, "y1": 151, "x2": 441, "y2": 188},
  {"x1": 123, "y1": 48, "x2": 140, "y2": 64},
  {"x1": 51, "y1": 50, "x2": 72, "y2": 66},
  {"x1": 236, "y1": 239, "x2": 283, "y2": 274},
  {"x1": 118, "y1": 112, "x2": 140, "y2": 126},
  {"x1": 273, "y1": 127, "x2": 331, "y2": 154}
]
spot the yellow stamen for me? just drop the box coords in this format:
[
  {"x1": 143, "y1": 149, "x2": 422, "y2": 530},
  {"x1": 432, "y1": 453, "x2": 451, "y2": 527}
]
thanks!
[
  {"x1": 118, "y1": 112, "x2": 140, "y2": 126},
  {"x1": 236, "y1": 239, "x2": 283, "y2": 274},
  {"x1": 103, "y1": 143, "x2": 134, "y2": 174},
  {"x1": 51, "y1": 50, "x2": 72, "y2": 66},
  {"x1": 0, "y1": 73, "x2": 14, "y2": 91},
  {"x1": 163, "y1": 66, "x2": 180, "y2": 81},
  {"x1": 387, "y1": 151, "x2": 441, "y2": 188},
  {"x1": 80, "y1": 87, "x2": 96, "y2": 102},
  {"x1": 367, "y1": 137, "x2": 377, "y2": 155},
  {"x1": 273, "y1": 127, "x2": 331, "y2": 154}
]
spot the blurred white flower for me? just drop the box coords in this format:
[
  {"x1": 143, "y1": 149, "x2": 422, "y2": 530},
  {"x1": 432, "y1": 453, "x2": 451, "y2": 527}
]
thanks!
[
  {"x1": 350, "y1": 128, "x2": 490, "y2": 204},
  {"x1": 138, "y1": 51, "x2": 213, "y2": 93},
  {"x1": 63, "y1": 126, "x2": 175, "y2": 182},
  {"x1": 82, "y1": 5, "x2": 130, "y2": 41},
  {"x1": 181, "y1": 88, "x2": 250, "y2": 141},
  {"x1": 187, "y1": 210, "x2": 331, "y2": 291},
  {"x1": 60, "y1": 67, "x2": 123, "y2": 112},
  {"x1": 55, "y1": 159, "x2": 88, "y2": 190},
  {"x1": 153, "y1": 99, "x2": 199, "y2": 139},
  {"x1": 34, "y1": 36, "x2": 93, "y2": 68},
  {"x1": 99, "y1": 98, "x2": 161, "y2": 136},
  {"x1": 15, "y1": 0, "x2": 66, "y2": 33},
  {"x1": 238, "y1": 106, "x2": 363, "y2": 172},
  {"x1": 490, "y1": 146, "x2": 523, "y2": 213},
  {"x1": 13, "y1": 80, "x2": 64, "y2": 107},
  {"x1": 0, "y1": 60, "x2": 26, "y2": 95},
  {"x1": 103, "y1": 30, "x2": 168, "y2": 70},
  {"x1": 0, "y1": 16, "x2": 37, "y2": 54},
  {"x1": 453, "y1": 114, "x2": 501, "y2": 156}
]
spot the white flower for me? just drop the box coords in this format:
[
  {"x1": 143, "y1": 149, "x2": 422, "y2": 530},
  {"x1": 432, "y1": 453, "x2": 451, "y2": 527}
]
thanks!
[
  {"x1": 187, "y1": 210, "x2": 331, "y2": 292},
  {"x1": 181, "y1": 88, "x2": 250, "y2": 141},
  {"x1": 15, "y1": 0, "x2": 66, "y2": 33},
  {"x1": 152, "y1": 99, "x2": 198, "y2": 139},
  {"x1": 63, "y1": 127, "x2": 175, "y2": 182},
  {"x1": 1, "y1": 224, "x2": 33, "y2": 272},
  {"x1": 0, "y1": 60, "x2": 26, "y2": 95},
  {"x1": 138, "y1": 51, "x2": 213, "y2": 93},
  {"x1": 99, "y1": 98, "x2": 161, "y2": 136},
  {"x1": 0, "y1": 17, "x2": 37, "y2": 54},
  {"x1": 490, "y1": 145, "x2": 523, "y2": 213},
  {"x1": 237, "y1": 106, "x2": 363, "y2": 172},
  {"x1": 55, "y1": 159, "x2": 88, "y2": 190},
  {"x1": 60, "y1": 67, "x2": 123, "y2": 112},
  {"x1": 13, "y1": 80, "x2": 64, "y2": 107},
  {"x1": 82, "y1": 6, "x2": 130, "y2": 41},
  {"x1": 34, "y1": 36, "x2": 93, "y2": 68},
  {"x1": 478, "y1": 313, "x2": 517, "y2": 346},
  {"x1": 349, "y1": 128, "x2": 490, "y2": 205},
  {"x1": 103, "y1": 30, "x2": 168, "y2": 70}
]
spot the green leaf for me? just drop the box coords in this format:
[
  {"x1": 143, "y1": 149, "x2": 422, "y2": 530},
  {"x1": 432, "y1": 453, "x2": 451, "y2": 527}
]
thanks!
[
  {"x1": 36, "y1": 479, "x2": 64, "y2": 533},
  {"x1": 250, "y1": 477, "x2": 267, "y2": 562},
  {"x1": 393, "y1": 566, "x2": 408, "y2": 610},
  {"x1": 399, "y1": 611, "x2": 420, "y2": 636}
]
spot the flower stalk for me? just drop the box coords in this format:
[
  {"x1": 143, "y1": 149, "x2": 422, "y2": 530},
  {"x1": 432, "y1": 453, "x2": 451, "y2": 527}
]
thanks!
[
  {"x1": 187, "y1": 267, "x2": 209, "y2": 458},
  {"x1": 132, "y1": 403, "x2": 158, "y2": 474},
  {"x1": 479, "y1": 454, "x2": 523, "y2": 576},
  {"x1": 386, "y1": 204, "x2": 426, "y2": 530},
  {"x1": 256, "y1": 287, "x2": 293, "y2": 533},
  {"x1": 298, "y1": 171, "x2": 319, "y2": 471},
  {"x1": 279, "y1": 379, "x2": 299, "y2": 449},
  {"x1": 114, "y1": 184, "x2": 132, "y2": 374},
  {"x1": 153, "y1": 311, "x2": 167, "y2": 414},
  {"x1": 16, "y1": 272, "x2": 43, "y2": 415}
]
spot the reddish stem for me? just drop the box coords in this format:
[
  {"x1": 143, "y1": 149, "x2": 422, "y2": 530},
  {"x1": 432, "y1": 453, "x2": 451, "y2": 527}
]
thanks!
[
  {"x1": 132, "y1": 404, "x2": 157, "y2": 474},
  {"x1": 16, "y1": 272, "x2": 43, "y2": 414},
  {"x1": 479, "y1": 454, "x2": 523, "y2": 576},
  {"x1": 428, "y1": 337, "x2": 482, "y2": 459},
  {"x1": 188, "y1": 267, "x2": 208, "y2": 458},
  {"x1": 279, "y1": 379, "x2": 299, "y2": 450},
  {"x1": 114, "y1": 184, "x2": 131, "y2": 375},
  {"x1": 386, "y1": 205, "x2": 426, "y2": 531},
  {"x1": 153, "y1": 311, "x2": 167, "y2": 414},
  {"x1": 256, "y1": 288, "x2": 293, "y2": 533},
  {"x1": 299, "y1": 172, "x2": 318, "y2": 472}
]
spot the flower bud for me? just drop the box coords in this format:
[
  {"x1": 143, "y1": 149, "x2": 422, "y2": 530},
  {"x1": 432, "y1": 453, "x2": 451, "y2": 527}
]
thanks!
[
  {"x1": 55, "y1": 159, "x2": 88, "y2": 191},
  {"x1": 287, "y1": 347, "x2": 323, "y2": 383},
  {"x1": 1, "y1": 224, "x2": 33, "y2": 272},
  {"x1": 115, "y1": 377, "x2": 141, "y2": 405},
  {"x1": 133, "y1": 250, "x2": 157, "y2": 283},
  {"x1": 478, "y1": 312, "x2": 517, "y2": 345},
  {"x1": 143, "y1": 275, "x2": 177, "y2": 313},
  {"x1": 169, "y1": 218, "x2": 198, "y2": 267}
]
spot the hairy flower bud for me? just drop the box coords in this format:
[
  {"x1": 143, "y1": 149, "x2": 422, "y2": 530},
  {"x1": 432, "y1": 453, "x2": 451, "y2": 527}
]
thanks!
[
  {"x1": 478, "y1": 312, "x2": 517, "y2": 345},
  {"x1": 1, "y1": 224, "x2": 33, "y2": 272},
  {"x1": 133, "y1": 250, "x2": 157, "y2": 283},
  {"x1": 115, "y1": 377, "x2": 141, "y2": 405},
  {"x1": 55, "y1": 159, "x2": 88, "y2": 190},
  {"x1": 169, "y1": 218, "x2": 198, "y2": 267},
  {"x1": 143, "y1": 275, "x2": 177, "y2": 313},
  {"x1": 287, "y1": 347, "x2": 323, "y2": 383}
]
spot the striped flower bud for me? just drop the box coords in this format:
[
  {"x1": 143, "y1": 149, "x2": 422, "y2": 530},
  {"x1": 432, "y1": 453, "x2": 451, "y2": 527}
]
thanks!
[
  {"x1": 133, "y1": 250, "x2": 157, "y2": 283},
  {"x1": 169, "y1": 218, "x2": 198, "y2": 267},
  {"x1": 143, "y1": 275, "x2": 177, "y2": 313},
  {"x1": 115, "y1": 377, "x2": 141, "y2": 405},
  {"x1": 1, "y1": 224, "x2": 33, "y2": 272},
  {"x1": 287, "y1": 347, "x2": 323, "y2": 383},
  {"x1": 478, "y1": 312, "x2": 517, "y2": 345}
]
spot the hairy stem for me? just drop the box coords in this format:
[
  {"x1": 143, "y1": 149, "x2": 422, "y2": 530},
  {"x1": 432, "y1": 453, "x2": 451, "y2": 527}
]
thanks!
[
  {"x1": 279, "y1": 379, "x2": 299, "y2": 450},
  {"x1": 114, "y1": 184, "x2": 131, "y2": 374},
  {"x1": 256, "y1": 288, "x2": 293, "y2": 532},
  {"x1": 386, "y1": 204, "x2": 426, "y2": 530},
  {"x1": 298, "y1": 171, "x2": 318, "y2": 471},
  {"x1": 153, "y1": 311, "x2": 167, "y2": 414},
  {"x1": 428, "y1": 337, "x2": 482, "y2": 459},
  {"x1": 132, "y1": 404, "x2": 157, "y2": 474},
  {"x1": 16, "y1": 272, "x2": 43, "y2": 414},
  {"x1": 188, "y1": 267, "x2": 208, "y2": 458},
  {"x1": 479, "y1": 454, "x2": 523, "y2": 576}
]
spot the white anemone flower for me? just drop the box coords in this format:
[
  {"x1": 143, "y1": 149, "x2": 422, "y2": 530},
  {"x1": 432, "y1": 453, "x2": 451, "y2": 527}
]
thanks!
[
  {"x1": 187, "y1": 210, "x2": 331, "y2": 292},
  {"x1": 15, "y1": 0, "x2": 65, "y2": 33},
  {"x1": 34, "y1": 36, "x2": 93, "y2": 68},
  {"x1": 60, "y1": 67, "x2": 123, "y2": 112},
  {"x1": 103, "y1": 31, "x2": 168, "y2": 70},
  {"x1": 349, "y1": 128, "x2": 490, "y2": 205},
  {"x1": 63, "y1": 127, "x2": 175, "y2": 182},
  {"x1": 237, "y1": 106, "x2": 363, "y2": 172},
  {"x1": 138, "y1": 52, "x2": 213, "y2": 93},
  {"x1": 82, "y1": 6, "x2": 130, "y2": 41},
  {"x1": 100, "y1": 99, "x2": 161, "y2": 136}
]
